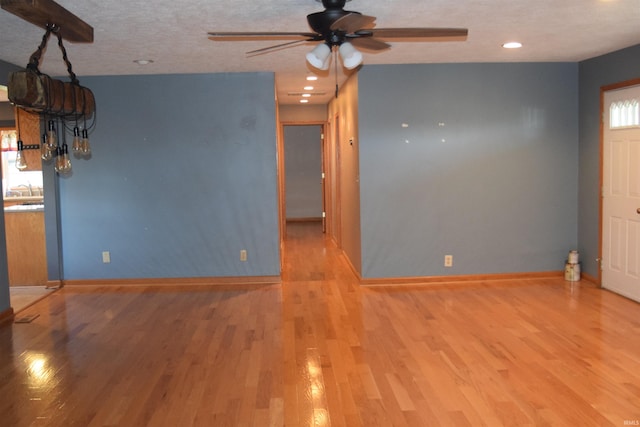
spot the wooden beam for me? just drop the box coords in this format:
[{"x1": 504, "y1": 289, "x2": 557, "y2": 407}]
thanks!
[{"x1": 0, "y1": 0, "x2": 93, "y2": 43}]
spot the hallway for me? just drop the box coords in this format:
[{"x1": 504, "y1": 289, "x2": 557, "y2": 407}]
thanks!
[{"x1": 0, "y1": 222, "x2": 639, "y2": 426}]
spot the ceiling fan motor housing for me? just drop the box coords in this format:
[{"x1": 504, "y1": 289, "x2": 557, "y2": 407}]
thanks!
[
  {"x1": 319, "y1": 0, "x2": 350, "y2": 8},
  {"x1": 307, "y1": 0, "x2": 360, "y2": 37}
]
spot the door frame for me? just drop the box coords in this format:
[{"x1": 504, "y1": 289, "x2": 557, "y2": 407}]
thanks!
[
  {"x1": 599, "y1": 77, "x2": 640, "y2": 286},
  {"x1": 331, "y1": 113, "x2": 342, "y2": 248},
  {"x1": 277, "y1": 120, "x2": 328, "y2": 264}
]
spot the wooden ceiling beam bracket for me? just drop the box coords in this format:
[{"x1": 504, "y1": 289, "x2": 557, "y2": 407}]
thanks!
[{"x1": 0, "y1": 0, "x2": 93, "y2": 43}]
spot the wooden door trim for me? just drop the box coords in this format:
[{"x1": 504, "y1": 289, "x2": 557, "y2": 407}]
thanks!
[{"x1": 333, "y1": 113, "x2": 342, "y2": 248}]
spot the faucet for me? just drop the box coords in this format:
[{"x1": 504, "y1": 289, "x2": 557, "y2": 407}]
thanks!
[{"x1": 15, "y1": 184, "x2": 33, "y2": 196}]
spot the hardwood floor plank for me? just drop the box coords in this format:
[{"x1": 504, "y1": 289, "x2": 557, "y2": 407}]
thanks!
[{"x1": 1, "y1": 222, "x2": 640, "y2": 426}]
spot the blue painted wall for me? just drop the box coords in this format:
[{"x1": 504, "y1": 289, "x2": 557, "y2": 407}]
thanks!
[
  {"x1": 57, "y1": 72, "x2": 280, "y2": 279},
  {"x1": 357, "y1": 63, "x2": 579, "y2": 278},
  {"x1": 3, "y1": 45, "x2": 639, "y2": 288},
  {"x1": 578, "y1": 44, "x2": 640, "y2": 278}
]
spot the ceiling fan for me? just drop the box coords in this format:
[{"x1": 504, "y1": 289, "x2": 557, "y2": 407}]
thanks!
[{"x1": 208, "y1": 0, "x2": 468, "y2": 71}]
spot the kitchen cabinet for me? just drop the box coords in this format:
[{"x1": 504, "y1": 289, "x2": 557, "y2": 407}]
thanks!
[{"x1": 4, "y1": 208, "x2": 47, "y2": 286}]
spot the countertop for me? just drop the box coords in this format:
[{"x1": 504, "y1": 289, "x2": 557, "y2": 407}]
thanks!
[
  {"x1": 4, "y1": 203, "x2": 45, "y2": 212},
  {"x1": 3, "y1": 196, "x2": 44, "y2": 203}
]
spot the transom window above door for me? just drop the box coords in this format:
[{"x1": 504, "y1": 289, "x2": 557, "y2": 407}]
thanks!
[{"x1": 609, "y1": 98, "x2": 639, "y2": 129}]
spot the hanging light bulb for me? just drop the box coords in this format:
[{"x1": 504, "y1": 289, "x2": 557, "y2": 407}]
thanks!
[
  {"x1": 47, "y1": 120, "x2": 58, "y2": 150},
  {"x1": 81, "y1": 129, "x2": 91, "y2": 156},
  {"x1": 72, "y1": 126, "x2": 82, "y2": 155},
  {"x1": 306, "y1": 43, "x2": 332, "y2": 70},
  {"x1": 54, "y1": 145, "x2": 72, "y2": 174},
  {"x1": 61, "y1": 143, "x2": 72, "y2": 174},
  {"x1": 41, "y1": 133, "x2": 53, "y2": 161},
  {"x1": 15, "y1": 140, "x2": 28, "y2": 170},
  {"x1": 54, "y1": 146, "x2": 63, "y2": 173}
]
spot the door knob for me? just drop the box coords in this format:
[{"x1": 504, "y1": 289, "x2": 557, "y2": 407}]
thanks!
[{"x1": 637, "y1": 208, "x2": 640, "y2": 214}]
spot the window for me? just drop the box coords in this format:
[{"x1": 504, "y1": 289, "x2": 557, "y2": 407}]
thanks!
[
  {"x1": 1, "y1": 129, "x2": 44, "y2": 198},
  {"x1": 609, "y1": 99, "x2": 640, "y2": 129}
]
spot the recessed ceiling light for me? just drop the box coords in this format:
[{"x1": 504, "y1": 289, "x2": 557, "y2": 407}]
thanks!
[
  {"x1": 303, "y1": 86, "x2": 314, "y2": 91},
  {"x1": 302, "y1": 93, "x2": 311, "y2": 98},
  {"x1": 306, "y1": 76, "x2": 318, "y2": 81},
  {"x1": 134, "y1": 59, "x2": 154, "y2": 65},
  {"x1": 502, "y1": 42, "x2": 522, "y2": 49},
  {"x1": 300, "y1": 99, "x2": 309, "y2": 103}
]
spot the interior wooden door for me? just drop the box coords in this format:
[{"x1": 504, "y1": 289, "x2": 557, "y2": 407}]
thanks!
[{"x1": 602, "y1": 84, "x2": 640, "y2": 302}]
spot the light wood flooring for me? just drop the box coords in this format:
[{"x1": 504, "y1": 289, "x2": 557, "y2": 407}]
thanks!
[
  {"x1": 9, "y1": 286, "x2": 56, "y2": 313},
  {"x1": 0, "y1": 222, "x2": 639, "y2": 426}
]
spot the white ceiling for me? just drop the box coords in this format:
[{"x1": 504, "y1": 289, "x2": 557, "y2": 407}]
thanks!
[{"x1": 0, "y1": 0, "x2": 639, "y2": 105}]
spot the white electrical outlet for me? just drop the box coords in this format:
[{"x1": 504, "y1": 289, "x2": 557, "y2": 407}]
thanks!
[
  {"x1": 444, "y1": 255, "x2": 453, "y2": 267},
  {"x1": 102, "y1": 251, "x2": 111, "y2": 263},
  {"x1": 240, "y1": 250, "x2": 247, "y2": 262}
]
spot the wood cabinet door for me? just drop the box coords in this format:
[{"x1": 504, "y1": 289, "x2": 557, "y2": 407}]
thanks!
[{"x1": 16, "y1": 108, "x2": 43, "y2": 172}]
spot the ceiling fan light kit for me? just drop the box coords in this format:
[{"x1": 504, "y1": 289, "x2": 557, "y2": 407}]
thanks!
[{"x1": 305, "y1": 41, "x2": 363, "y2": 71}]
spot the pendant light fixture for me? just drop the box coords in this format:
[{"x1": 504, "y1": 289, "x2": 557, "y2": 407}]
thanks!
[
  {"x1": 14, "y1": 108, "x2": 28, "y2": 170},
  {"x1": 7, "y1": 24, "x2": 97, "y2": 176},
  {"x1": 15, "y1": 140, "x2": 28, "y2": 170}
]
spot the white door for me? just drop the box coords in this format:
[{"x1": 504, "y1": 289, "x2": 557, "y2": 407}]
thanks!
[{"x1": 603, "y1": 84, "x2": 640, "y2": 302}]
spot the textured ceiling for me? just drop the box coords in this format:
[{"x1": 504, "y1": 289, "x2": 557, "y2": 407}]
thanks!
[{"x1": 0, "y1": 0, "x2": 639, "y2": 105}]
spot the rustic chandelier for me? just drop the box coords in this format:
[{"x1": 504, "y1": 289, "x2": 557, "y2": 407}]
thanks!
[
  {"x1": 9, "y1": 25, "x2": 96, "y2": 174},
  {"x1": 2, "y1": 0, "x2": 95, "y2": 175}
]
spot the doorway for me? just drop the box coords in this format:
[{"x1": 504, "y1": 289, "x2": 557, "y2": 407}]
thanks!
[
  {"x1": 1, "y1": 95, "x2": 51, "y2": 313},
  {"x1": 282, "y1": 124, "x2": 326, "y2": 228},
  {"x1": 601, "y1": 81, "x2": 640, "y2": 303},
  {"x1": 2, "y1": 109, "x2": 47, "y2": 288}
]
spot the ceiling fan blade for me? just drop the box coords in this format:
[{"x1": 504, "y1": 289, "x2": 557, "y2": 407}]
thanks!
[
  {"x1": 348, "y1": 37, "x2": 390, "y2": 51},
  {"x1": 208, "y1": 31, "x2": 318, "y2": 41},
  {"x1": 368, "y1": 28, "x2": 468, "y2": 40},
  {"x1": 330, "y1": 13, "x2": 376, "y2": 33},
  {"x1": 246, "y1": 39, "x2": 312, "y2": 57}
]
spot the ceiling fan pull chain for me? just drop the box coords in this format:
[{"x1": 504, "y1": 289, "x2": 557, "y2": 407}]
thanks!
[{"x1": 334, "y1": 48, "x2": 339, "y2": 98}]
